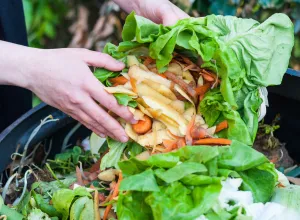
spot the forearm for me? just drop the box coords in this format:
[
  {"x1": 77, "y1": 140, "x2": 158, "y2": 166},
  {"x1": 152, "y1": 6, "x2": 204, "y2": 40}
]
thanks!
[{"x1": 0, "y1": 40, "x2": 38, "y2": 88}]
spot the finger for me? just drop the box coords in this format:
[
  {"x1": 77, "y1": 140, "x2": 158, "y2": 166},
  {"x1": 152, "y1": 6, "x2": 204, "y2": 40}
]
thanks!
[
  {"x1": 79, "y1": 50, "x2": 125, "y2": 71},
  {"x1": 79, "y1": 96, "x2": 129, "y2": 143},
  {"x1": 69, "y1": 111, "x2": 109, "y2": 138},
  {"x1": 160, "y1": 4, "x2": 189, "y2": 26},
  {"x1": 87, "y1": 79, "x2": 137, "y2": 124}
]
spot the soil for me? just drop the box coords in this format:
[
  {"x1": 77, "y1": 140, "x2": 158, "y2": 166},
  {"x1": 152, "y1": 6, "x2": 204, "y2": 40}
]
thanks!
[{"x1": 254, "y1": 131, "x2": 294, "y2": 169}]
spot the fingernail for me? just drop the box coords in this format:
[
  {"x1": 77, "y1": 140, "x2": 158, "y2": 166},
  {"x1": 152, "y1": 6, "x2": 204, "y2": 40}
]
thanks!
[
  {"x1": 120, "y1": 136, "x2": 128, "y2": 142},
  {"x1": 99, "y1": 134, "x2": 106, "y2": 138}
]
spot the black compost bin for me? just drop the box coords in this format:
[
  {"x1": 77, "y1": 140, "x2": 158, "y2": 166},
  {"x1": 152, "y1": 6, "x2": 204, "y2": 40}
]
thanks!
[{"x1": 0, "y1": 68, "x2": 300, "y2": 173}]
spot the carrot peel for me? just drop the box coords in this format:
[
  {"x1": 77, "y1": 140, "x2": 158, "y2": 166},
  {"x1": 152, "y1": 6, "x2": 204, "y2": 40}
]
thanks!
[
  {"x1": 132, "y1": 115, "x2": 152, "y2": 135},
  {"x1": 109, "y1": 76, "x2": 128, "y2": 85},
  {"x1": 193, "y1": 138, "x2": 231, "y2": 146},
  {"x1": 215, "y1": 120, "x2": 228, "y2": 133}
]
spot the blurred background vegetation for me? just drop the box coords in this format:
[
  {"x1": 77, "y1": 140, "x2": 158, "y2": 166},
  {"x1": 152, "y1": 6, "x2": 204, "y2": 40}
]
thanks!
[{"x1": 22, "y1": 0, "x2": 300, "y2": 105}]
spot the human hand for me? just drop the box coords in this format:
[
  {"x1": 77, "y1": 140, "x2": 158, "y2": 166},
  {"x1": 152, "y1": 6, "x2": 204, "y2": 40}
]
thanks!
[
  {"x1": 138, "y1": 0, "x2": 190, "y2": 26},
  {"x1": 26, "y1": 48, "x2": 136, "y2": 142},
  {"x1": 113, "y1": 0, "x2": 189, "y2": 26}
]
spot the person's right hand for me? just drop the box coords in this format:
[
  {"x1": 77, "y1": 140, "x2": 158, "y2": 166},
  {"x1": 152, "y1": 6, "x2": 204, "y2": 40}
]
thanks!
[{"x1": 26, "y1": 48, "x2": 136, "y2": 142}]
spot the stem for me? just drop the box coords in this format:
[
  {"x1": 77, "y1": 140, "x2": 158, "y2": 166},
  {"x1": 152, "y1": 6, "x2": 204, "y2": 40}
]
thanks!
[
  {"x1": 61, "y1": 122, "x2": 81, "y2": 152},
  {"x1": 2, "y1": 173, "x2": 18, "y2": 200},
  {"x1": 18, "y1": 115, "x2": 59, "y2": 174},
  {"x1": 13, "y1": 170, "x2": 32, "y2": 206},
  {"x1": 45, "y1": 163, "x2": 67, "y2": 188}
]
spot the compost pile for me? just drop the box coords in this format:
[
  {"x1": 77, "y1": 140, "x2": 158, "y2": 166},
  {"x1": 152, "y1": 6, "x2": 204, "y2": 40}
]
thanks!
[{"x1": 0, "y1": 12, "x2": 300, "y2": 220}]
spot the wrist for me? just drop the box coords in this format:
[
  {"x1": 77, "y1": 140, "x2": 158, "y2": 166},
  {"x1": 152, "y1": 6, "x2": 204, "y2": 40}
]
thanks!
[{"x1": 0, "y1": 41, "x2": 41, "y2": 89}]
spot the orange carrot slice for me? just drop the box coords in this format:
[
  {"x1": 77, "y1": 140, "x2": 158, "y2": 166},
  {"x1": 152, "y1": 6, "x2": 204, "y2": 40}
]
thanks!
[
  {"x1": 132, "y1": 115, "x2": 152, "y2": 135},
  {"x1": 202, "y1": 72, "x2": 215, "y2": 82},
  {"x1": 193, "y1": 138, "x2": 231, "y2": 146},
  {"x1": 195, "y1": 83, "x2": 211, "y2": 95},
  {"x1": 109, "y1": 76, "x2": 128, "y2": 85},
  {"x1": 215, "y1": 120, "x2": 228, "y2": 133},
  {"x1": 163, "y1": 139, "x2": 177, "y2": 152}
]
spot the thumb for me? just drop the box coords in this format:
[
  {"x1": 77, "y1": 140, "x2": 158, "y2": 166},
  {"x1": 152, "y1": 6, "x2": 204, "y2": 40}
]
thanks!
[{"x1": 78, "y1": 49, "x2": 125, "y2": 71}]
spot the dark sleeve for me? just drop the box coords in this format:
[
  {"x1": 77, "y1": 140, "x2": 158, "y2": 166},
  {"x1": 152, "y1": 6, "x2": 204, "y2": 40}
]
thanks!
[{"x1": 0, "y1": 0, "x2": 32, "y2": 132}]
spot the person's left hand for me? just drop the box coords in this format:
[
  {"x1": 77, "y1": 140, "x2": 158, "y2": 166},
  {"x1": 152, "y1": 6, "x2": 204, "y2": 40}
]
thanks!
[{"x1": 113, "y1": 0, "x2": 190, "y2": 26}]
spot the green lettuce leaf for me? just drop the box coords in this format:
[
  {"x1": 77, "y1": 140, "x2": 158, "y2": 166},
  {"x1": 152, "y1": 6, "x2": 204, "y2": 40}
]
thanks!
[
  {"x1": 238, "y1": 163, "x2": 278, "y2": 203},
  {"x1": 113, "y1": 93, "x2": 137, "y2": 108},
  {"x1": 100, "y1": 137, "x2": 127, "y2": 170},
  {"x1": 218, "y1": 140, "x2": 268, "y2": 171},
  {"x1": 155, "y1": 162, "x2": 207, "y2": 183},
  {"x1": 120, "y1": 169, "x2": 160, "y2": 192},
  {"x1": 117, "y1": 191, "x2": 152, "y2": 220},
  {"x1": 52, "y1": 187, "x2": 91, "y2": 220}
]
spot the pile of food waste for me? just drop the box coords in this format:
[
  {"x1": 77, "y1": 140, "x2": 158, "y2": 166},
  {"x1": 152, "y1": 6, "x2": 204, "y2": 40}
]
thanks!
[{"x1": 0, "y1": 11, "x2": 299, "y2": 220}]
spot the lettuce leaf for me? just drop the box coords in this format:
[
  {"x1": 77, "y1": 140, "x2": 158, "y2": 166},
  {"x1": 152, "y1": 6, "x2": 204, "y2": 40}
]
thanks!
[
  {"x1": 100, "y1": 137, "x2": 127, "y2": 170},
  {"x1": 120, "y1": 169, "x2": 160, "y2": 192},
  {"x1": 113, "y1": 93, "x2": 137, "y2": 108},
  {"x1": 117, "y1": 141, "x2": 277, "y2": 219}
]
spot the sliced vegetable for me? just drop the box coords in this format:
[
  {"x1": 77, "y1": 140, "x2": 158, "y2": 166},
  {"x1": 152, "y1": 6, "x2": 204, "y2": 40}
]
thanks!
[
  {"x1": 132, "y1": 115, "x2": 152, "y2": 135},
  {"x1": 194, "y1": 138, "x2": 231, "y2": 146}
]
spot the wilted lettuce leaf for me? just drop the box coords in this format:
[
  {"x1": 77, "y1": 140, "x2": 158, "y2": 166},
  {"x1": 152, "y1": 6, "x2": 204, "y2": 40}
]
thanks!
[
  {"x1": 93, "y1": 68, "x2": 119, "y2": 87},
  {"x1": 100, "y1": 137, "x2": 127, "y2": 170},
  {"x1": 28, "y1": 208, "x2": 51, "y2": 220}
]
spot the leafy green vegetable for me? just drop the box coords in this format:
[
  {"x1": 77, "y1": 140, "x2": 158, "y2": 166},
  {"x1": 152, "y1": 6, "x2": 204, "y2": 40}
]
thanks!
[
  {"x1": 117, "y1": 191, "x2": 152, "y2": 220},
  {"x1": 120, "y1": 169, "x2": 160, "y2": 192},
  {"x1": 155, "y1": 162, "x2": 207, "y2": 183},
  {"x1": 113, "y1": 93, "x2": 138, "y2": 108},
  {"x1": 0, "y1": 196, "x2": 23, "y2": 220},
  {"x1": 70, "y1": 197, "x2": 90, "y2": 220},
  {"x1": 117, "y1": 141, "x2": 278, "y2": 219},
  {"x1": 100, "y1": 137, "x2": 127, "y2": 170},
  {"x1": 93, "y1": 68, "x2": 120, "y2": 87},
  {"x1": 28, "y1": 208, "x2": 51, "y2": 220},
  {"x1": 52, "y1": 187, "x2": 91, "y2": 220},
  {"x1": 238, "y1": 163, "x2": 277, "y2": 203}
]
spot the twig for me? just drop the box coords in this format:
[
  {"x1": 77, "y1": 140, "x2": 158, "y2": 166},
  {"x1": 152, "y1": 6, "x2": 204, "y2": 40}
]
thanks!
[{"x1": 42, "y1": 138, "x2": 53, "y2": 165}]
